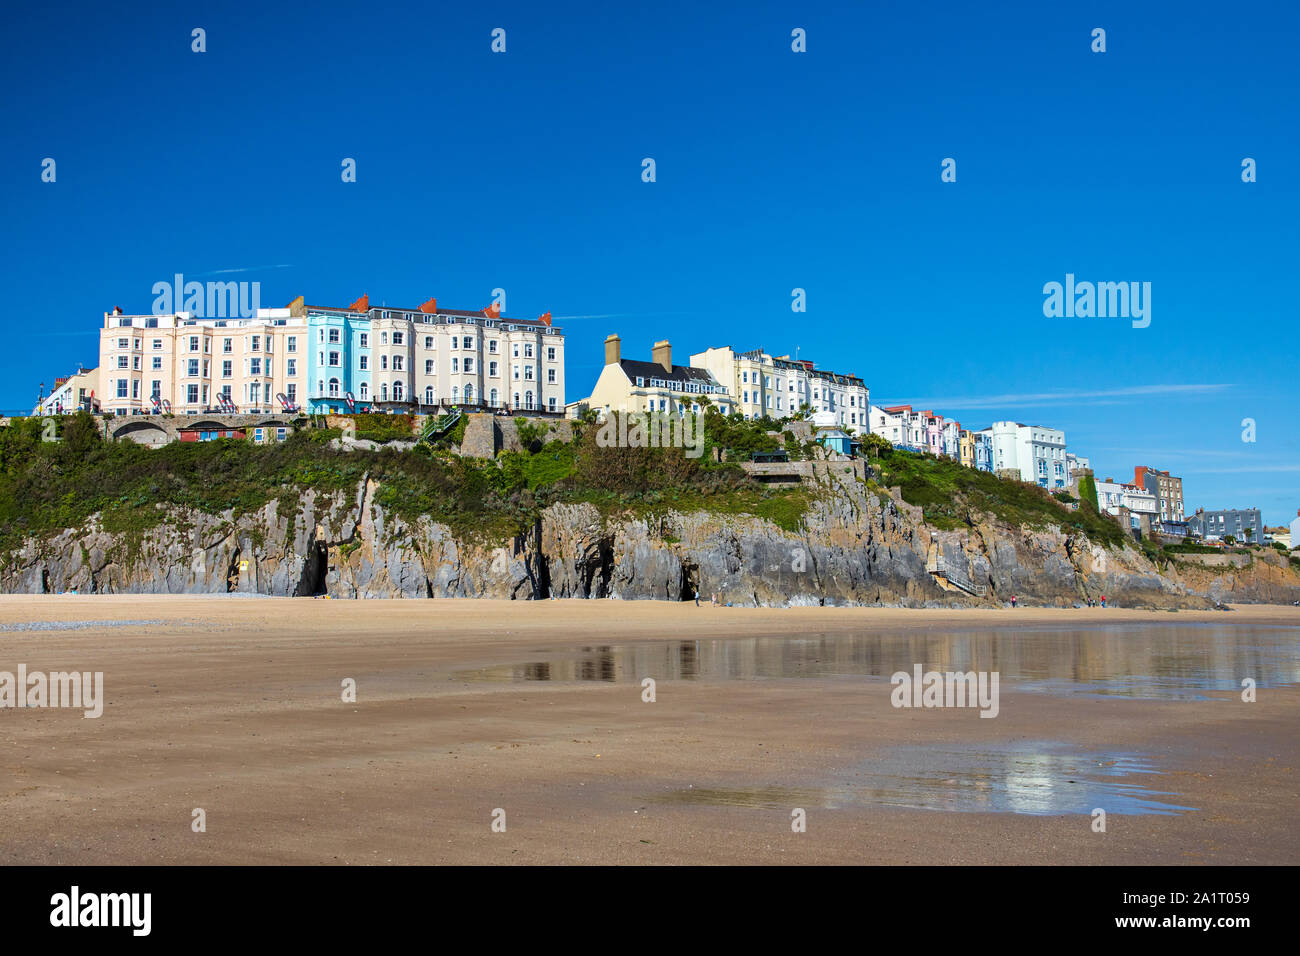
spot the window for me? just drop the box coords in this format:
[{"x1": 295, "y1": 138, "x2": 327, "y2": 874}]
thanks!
[
  {"x1": 424, "y1": 336, "x2": 433, "y2": 349},
  {"x1": 490, "y1": 388, "x2": 498, "y2": 406},
  {"x1": 116, "y1": 379, "x2": 128, "y2": 398},
  {"x1": 392, "y1": 331, "x2": 403, "y2": 345},
  {"x1": 151, "y1": 381, "x2": 161, "y2": 399},
  {"x1": 133, "y1": 338, "x2": 141, "y2": 350},
  {"x1": 359, "y1": 356, "x2": 368, "y2": 370},
  {"x1": 463, "y1": 383, "x2": 473, "y2": 402},
  {"x1": 359, "y1": 383, "x2": 368, "y2": 400},
  {"x1": 524, "y1": 344, "x2": 533, "y2": 358},
  {"x1": 392, "y1": 355, "x2": 403, "y2": 371},
  {"x1": 547, "y1": 368, "x2": 556, "y2": 383},
  {"x1": 287, "y1": 336, "x2": 297, "y2": 353},
  {"x1": 451, "y1": 336, "x2": 459, "y2": 349},
  {"x1": 463, "y1": 358, "x2": 473, "y2": 373},
  {"x1": 202, "y1": 360, "x2": 209, "y2": 377},
  {"x1": 287, "y1": 359, "x2": 297, "y2": 376},
  {"x1": 190, "y1": 336, "x2": 199, "y2": 352},
  {"x1": 252, "y1": 335, "x2": 261, "y2": 352},
  {"x1": 188, "y1": 359, "x2": 199, "y2": 377},
  {"x1": 451, "y1": 358, "x2": 459, "y2": 373},
  {"x1": 132, "y1": 380, "x2": 140, "y2": 399},
  {"x1": 329, "y1": 352, "x2": 340, "y2": 367},
  {"x1": 223, "y1": 338, "x2": 232, "y2": 353},
  {"x1": 425, "y1": 360, "x2": 434, "y2": 374},
  {"x1": 489, "y1": 361, "x2": 498, "y2": 377},
  {"x1": 286, "y1": 384, "x2": 296, "y2": 402},
  {"x1": 424, "y1": 386, "x2": 434, "y2": 405},
  {"x1": 249, "y1": 358, "x2": 262, "y2": 376},
  {"x1": 381, "y1": 384, "x2": 389, "y2": 401},
  {"x1": 524, "y1": 366, "x2": 533, "y2": 380},
  {"x1": 359, "y1": 333, "x2": 368, "y2": 348},
  {"x1": 549, "y1": 397, "x2": 557, "y2": 411},
  {"x1": 393, "y1": 381, "x2": 404, "y2": 401},
  {"x1": 547, "y1": 347, "x2": 555, "y2": 361},
  {"x1": 328, "y1": 328, "x2": 340, "y2": 343},
  {"x1": 118, "y1": 337, "x2": 129, "y2": 349},
  {"x1": 381, "y1": 332, "x2": 388, "y2": 345},
  {"x1": 222, "y1": 360, "x2": 232, "y2": 378},
  {"x1": 525, "y1": 391, "x2": 533, "y2": 409},
  {"x1": 152, "y1": 356, "x2": 162, "y2": 370},
  {"x1": 117, "y1": 355, "x2": 128, "y2": 369},
  {"x1": 381, "y1": 355, "x2": 388, "y2": 370},
  {"x1": 328, "y1": 378, "x2": 340, "y2": 397},
  {"x1": 464, "y1": 337, "x2": 474, "y2": 350},
  {"x1": 187, "y1": 384, "x2": 199, "y2": 404},
  {"x1": 512, "y1": 344, "x2": 519, "y2": 358},
  {"x1": 488, "y1": 341, "x2": 498, "y2": 354},
  {"x1": 513, "y1": 365, "x2": 520, "y2": 380},
  {"x1": 152, "y1": 339, "x2": 162, "y2": 350}
]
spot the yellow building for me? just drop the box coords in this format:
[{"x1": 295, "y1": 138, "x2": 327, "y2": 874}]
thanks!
[{"x1": 580, "y1": 335, "x2": 732, "y2": 417}]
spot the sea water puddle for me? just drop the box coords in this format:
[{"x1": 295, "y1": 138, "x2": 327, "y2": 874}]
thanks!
[
  {"x1": 654, "y1": 742, "x2": 1197, "y2": 816},
  {"x1": 453, "y1": 624, "x2": 1300, "y2": 699}
]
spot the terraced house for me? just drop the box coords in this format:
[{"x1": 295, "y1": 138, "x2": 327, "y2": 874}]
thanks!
[
  {"x1": 690, "y1": 346, "x2": 869, "y2": 429},
  {"x1": 98, "y1": 305, "x2": 306, "y2": 416},
  {"x1": 302, "y1": 295, "x2": 565, "y2": 415}
]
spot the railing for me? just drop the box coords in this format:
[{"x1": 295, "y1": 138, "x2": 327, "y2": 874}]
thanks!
[
  {"x1": 927, "y1": 554, "x2": 987, "y2": 596},
  {"x1": 420, "y1": 409, "x2": 462, "y2": 443}
]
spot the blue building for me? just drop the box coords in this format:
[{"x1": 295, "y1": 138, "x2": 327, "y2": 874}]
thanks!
[{"x1": 306, "y1": 307, "x2": 372, "y2": 414}]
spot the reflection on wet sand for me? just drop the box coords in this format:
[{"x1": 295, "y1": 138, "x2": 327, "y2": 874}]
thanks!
[
  {"x1": 458, "y1": 624, "x2": 1300, "y2": 698},
  {"x1": 655, "y1": 743, "x2": 1197, "y2": 816}
]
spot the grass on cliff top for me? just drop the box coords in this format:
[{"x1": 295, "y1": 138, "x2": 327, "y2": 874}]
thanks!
[
  {"x1": 0, "y1": 413, "x2": 815, "y2": 557},
  {"x1": 873, "y1": 445, "x2": 1127, "y2": 547}
]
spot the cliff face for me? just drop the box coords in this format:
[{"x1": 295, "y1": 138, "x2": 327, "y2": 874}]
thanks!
[{"x1": 3, "y1": 475, "x2": 1297, "y2": 607}]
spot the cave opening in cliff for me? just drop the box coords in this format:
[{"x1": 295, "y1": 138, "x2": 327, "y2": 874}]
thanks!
[
  {"x1": 679, "y1": 563, "x2": 699, "y2": 602},
  {"x1": 296, "y1": 542, "x2": 328, "y2": 597}
]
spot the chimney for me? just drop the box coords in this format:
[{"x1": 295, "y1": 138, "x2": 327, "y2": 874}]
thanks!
[
  {"x1": 604, "y1": 333, "x2": 621, "y2": 366},
  {"x1": 652, "y1": 340, "x2": 672, "y2": 373}
]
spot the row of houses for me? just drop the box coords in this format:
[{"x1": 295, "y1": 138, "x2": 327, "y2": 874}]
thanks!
[
  {"x1": 31, "y1": 300, "x2": 1295, "y2": 547},
  {"x1": 575, "y1": 335, "x2": 870, "y2": 431},
  {"x1": 52, "y1": 294, "x2": 568, "y2": 419},
  {"x1": 867, "y1": 405, "x2": 1088, "y2": 491}
]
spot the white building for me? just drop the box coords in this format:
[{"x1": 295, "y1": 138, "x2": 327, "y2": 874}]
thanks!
[
  {"x1": 689, "y1": 346, "x2": 869, "y2": 431},
  {"x1": 869, "y1": 405, "x2": 926, "y2": 450},
  {"x1": 1095, "y1": 479, "x2": 1126, "y2": 514},
  {"x1": 1290, "y1": 509, "x2": 1300, "y2": 551},
  {"x1": 978, "y1": 421, "x2": 1071, "y2": 489}
]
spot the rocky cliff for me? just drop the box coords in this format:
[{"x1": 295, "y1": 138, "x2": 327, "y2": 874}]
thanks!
[{"x1": 3, "y1": 474, "x2": 1297, "y2": 607}]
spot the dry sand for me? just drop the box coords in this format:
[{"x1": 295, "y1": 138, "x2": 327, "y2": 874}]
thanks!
[{"x1": 1, "y1": 596, "x2": 1297, "y2": 865}]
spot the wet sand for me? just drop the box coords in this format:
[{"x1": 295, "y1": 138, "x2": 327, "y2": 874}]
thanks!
[{"x1": 1, "y1": 596, "x2": 1297, "y2": 865}]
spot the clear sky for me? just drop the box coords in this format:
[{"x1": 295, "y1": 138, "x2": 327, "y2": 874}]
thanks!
[{"x1": 3, "y1": 0, "x2": 1297, "y2": 522}]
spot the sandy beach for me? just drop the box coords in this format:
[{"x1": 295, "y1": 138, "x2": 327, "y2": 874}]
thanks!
[{"x1": 1, "y1": 596, "x2": 1297, "y2": 865}]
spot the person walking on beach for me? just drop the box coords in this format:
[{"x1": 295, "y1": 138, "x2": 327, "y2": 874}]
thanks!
[
  {"x1": 1101, "y1": 595, "x2": 1107, "y2": 608},
  {"x1": 1010, "y1": 595, "x2": 1017, "y2": 608}
]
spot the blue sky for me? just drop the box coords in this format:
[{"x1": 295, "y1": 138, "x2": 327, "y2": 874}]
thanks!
[{"x1": 3, "y1": 0, "x2": 1297, "y2": 522}]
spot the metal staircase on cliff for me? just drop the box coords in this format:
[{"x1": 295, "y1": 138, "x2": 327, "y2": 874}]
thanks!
[
  {"x1": 420, "y1": 409, "x2": 462, "y2": 443},
  {"x1": 926, "y1": 551, "x2": 987, "y2": 596}
]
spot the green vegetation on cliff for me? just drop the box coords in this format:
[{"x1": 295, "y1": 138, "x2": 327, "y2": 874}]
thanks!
[
  {"x1": 873, "y1": 445, "x2": 1126, "y2": 547},
  {"x1": 0, "y1": 412, "x2": 814, "y2": 554}
]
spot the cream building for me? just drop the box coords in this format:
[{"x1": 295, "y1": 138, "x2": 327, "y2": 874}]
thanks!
[
  {"x1": 35, "y1": 367, "x2": 101, "y2": 415},
  {"x1": 99, "y1": 307, "x2": 307, "y2": 416},
  {"x1": 689, "y1": 346, "x2": 869, "y2": 430},
  {"x1": 580, "y1": 335, "x2": 732, "y2": 417}
]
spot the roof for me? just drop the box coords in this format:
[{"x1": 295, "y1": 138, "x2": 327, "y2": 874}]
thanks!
[
  {"x1": 619, "y1": 359, "x2": 720, "y2": 386},
  {"x1": 305, "y1": 303, "x2": 559, "y2": 330}
]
